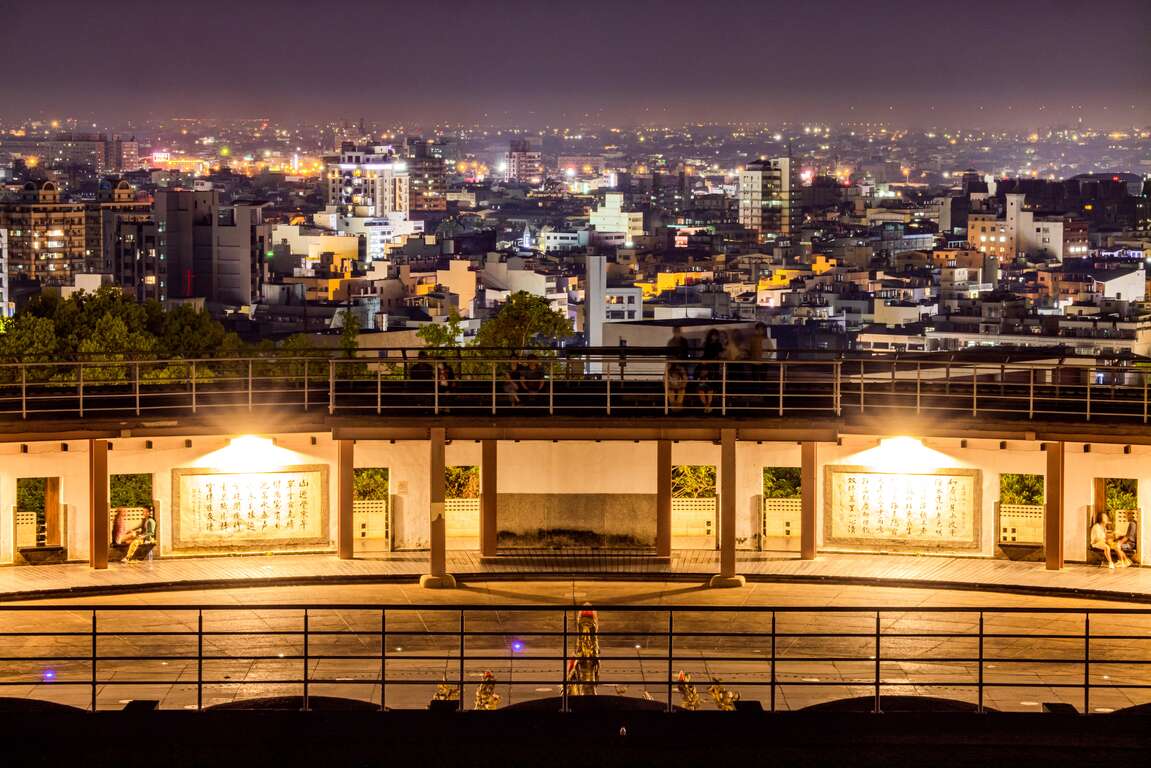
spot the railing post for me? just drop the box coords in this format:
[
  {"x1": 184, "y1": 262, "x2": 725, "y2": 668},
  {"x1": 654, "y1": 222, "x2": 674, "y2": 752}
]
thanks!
[
  {"x1": 197, "y1": 609, "x2": 204, "y2": 711},
  {"x1": 78, "y1": 362, "x2": 84, "y2": 418},
  {"x1": 491, "y1": 362, "x2": 497, "y2": 415},
  {"x1": 549, "y1": 359, "x2": 555, "y2": 415},
  {"x1": 376, "y1": 367, "x2": 382, "y2": 415},
  {"x1": 328, "y1": 360, "x2": 336, "y2": 416},
  {"x1": 971, "y1": 365, "x2": 978, "y2": 417},
  {"x1": 561, "y1": 609, "x2": 569, "y2": 713},
  {"x1": 1144, "y1": 373, "x2": 1148, "y2": 424},
  {"x1": 606, "y1": 363, "x2": 612, "y2": 416},
  {"x1": 247, "y1": 359, "x2": 253, "y2": 412},
  {"x1": 303, "y1": 359, "x2": 309, "y2": 411},
  {"x1": 434, "y1": 367, "x2": 440, "y2": 415},
  {"x1": 458, "y1": 609, "x2": 466, "y2": 712},
  {"x1": 1081, "y1": 368, "x2": 1091, "y2": 423},
  {"x1": 915, "y1": 362, "x2": 921, "y2": 414},
  {"x1": 663, "y1": 361, "x2": 669, "y2": 416},
  {"x1": 380, "y1": 608, "x2": 387, "y2": 712},
  {"x1": 977, "y1": 611, "x2": 984, "y2": 714},
  {"x1": 859, "y1": 360, "x2": 865, "y2": 413},
  {"x1": 666, "y1": 610, "x2": 674, "y2": 713},
  {"x1": 770, "y1": 611, "x2": 777, "y2": 712},
  {"x1": 302, "y1": 608, "x2": 310, "y2": 711},
  {"x1": 873, "y1": 611, "x2": 882, "y2": 714},
  {"x1": 190, "y1": 360, "x2": 197, "y2": 414},
  {"x1": 1028, "y1": 368, "x2": 1035, "y2": 419},
  {"x1": 1083, "y1": 612, "x2": 1090, "y2": 714},
  {"x1": 90, "y1": 609, "x2": 97, "y2": 712},
  {"x1": 134, "y1": 362, "x2": 141, "y2": 416},
  {"x1": 834, "y1": 361, "x2": 842, "y2": 416},
  {"x1": 721, "y1": 361, "x2": 727, "y2": 416},
  {"x1": 20, "y1": 364, "x2": 26, "y2": 419},
  {"x1": 777, "y1": 362, "x2": 785, "y2": 416}
]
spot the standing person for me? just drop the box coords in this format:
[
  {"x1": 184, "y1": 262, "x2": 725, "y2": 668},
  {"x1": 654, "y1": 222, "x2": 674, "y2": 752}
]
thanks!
[
  {"x1": 122, "y1": 507, "x2": 156, "y2": 563},
  {"x1": 410, "y1": 351, "x2": 435, "y2": 410},
  {"x1": 696, "y1": 329, "x2": 724, "y2": 413}
]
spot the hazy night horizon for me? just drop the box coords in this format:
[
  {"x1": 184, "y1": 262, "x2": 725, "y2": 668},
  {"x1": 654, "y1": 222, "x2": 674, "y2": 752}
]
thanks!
[{"x1": 0, "y1": 0, "x2": 1148, "y2": 128}]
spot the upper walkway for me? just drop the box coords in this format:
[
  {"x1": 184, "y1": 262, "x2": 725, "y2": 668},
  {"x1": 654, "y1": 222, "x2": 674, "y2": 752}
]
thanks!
[
  {"x1": 0, "y1": 349, "x2": 1148, "y2": 432},
  {"x1": 3, "y1": 550, "x2": 1149, "y2": 603}
]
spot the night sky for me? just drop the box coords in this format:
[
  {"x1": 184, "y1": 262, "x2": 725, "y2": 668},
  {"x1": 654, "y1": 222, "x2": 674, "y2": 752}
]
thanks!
[{"x1": 2, "y1": 0, "x2": 1148, "y2": 127}]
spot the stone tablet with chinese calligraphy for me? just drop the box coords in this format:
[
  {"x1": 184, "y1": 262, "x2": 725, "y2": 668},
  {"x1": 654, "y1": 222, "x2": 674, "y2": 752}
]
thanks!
[
  {"x1": 172, "y1": 466, "x2": 329, "y2": 551},
  {"x1": 824, "y1": 466, "x2": 981, "y2": 551}
]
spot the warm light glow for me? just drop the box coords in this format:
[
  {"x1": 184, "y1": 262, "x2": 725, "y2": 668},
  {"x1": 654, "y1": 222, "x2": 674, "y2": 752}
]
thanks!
[
  {"x1": 193, "y1": 435, "x2": 300, "y2": 472},
  {"x1": 850, "y1": 436, "x2": 952, "y2": 472}
]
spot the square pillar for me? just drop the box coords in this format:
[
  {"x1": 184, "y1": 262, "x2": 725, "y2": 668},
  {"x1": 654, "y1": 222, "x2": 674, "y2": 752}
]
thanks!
[
  {"x1": 800, "y1": 441, "x2": 818, "y2": 560},
  {"x1": 421, "y1": 427, "x2": 456, "y2": 588},
  {"x1": 89, "y1": 439, "x2": 109, "y2": 570},
  {"x1": 709, "y1": 429, "x2": 745, "y2": 587},
  {"x1": 1044, "y1": 441, "x2": 1065, "y2": 571},
  {"x1": 656, "y1": 440, "x2": 672, "y2": 558},
  {"x1": 480, "y1": 439, "x2": 498, "y2": 557},
  {"x1": 337, "y1": 439, "x2": 355, "y2": 559}
]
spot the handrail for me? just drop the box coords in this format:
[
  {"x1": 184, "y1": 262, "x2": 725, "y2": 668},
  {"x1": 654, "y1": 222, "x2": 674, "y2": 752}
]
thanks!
[{"x1": 0, "y1": 603, "x2": 1143, "y2": 715}]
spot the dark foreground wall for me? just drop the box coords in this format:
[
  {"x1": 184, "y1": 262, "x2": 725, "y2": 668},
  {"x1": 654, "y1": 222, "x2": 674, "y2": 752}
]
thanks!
[{"x1": 1, "y1": 710, "x2": 1146, "y2": 768}]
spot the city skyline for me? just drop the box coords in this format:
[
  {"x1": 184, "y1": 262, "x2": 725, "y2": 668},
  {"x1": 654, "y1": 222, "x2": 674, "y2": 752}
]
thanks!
[{"x1": 2, "y1": 0, "x2": 1148, "y2": 128}]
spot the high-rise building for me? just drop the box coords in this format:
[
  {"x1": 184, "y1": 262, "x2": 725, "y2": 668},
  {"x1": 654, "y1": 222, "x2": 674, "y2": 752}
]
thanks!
[
  {"x1": 0, "y1": 181, "x2": 87, "y2": 286},
  {"x1": 738, "y1": 157, "x2": 797, "y2": 243},
  {"x1": 325, "y1": 143, "x2": 410, "y2": 218},
  {"x1": 0, "y1": 228, "x2": 10, "y2": 317},
  {"x1": 87, "y1": 179, "x2": 150, "y2": 273},
  {"x1": 406, "y1": 139, "x2": 447, "y2": 212},
  {"x1": 505, "y1": 138, "x2": 543, "y2": 185}
]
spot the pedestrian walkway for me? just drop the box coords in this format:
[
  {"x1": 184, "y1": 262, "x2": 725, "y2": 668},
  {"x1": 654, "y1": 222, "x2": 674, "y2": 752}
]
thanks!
[{"x1": 1, "y1": 550, "x2": 1150, "y2": 602}]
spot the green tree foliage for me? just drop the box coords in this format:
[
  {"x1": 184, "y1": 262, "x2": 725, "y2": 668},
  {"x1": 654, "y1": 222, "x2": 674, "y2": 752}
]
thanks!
[
  {"x1": 110, "y1": 474, "x2": 154, "y2": 508},
  {"x1": 473, "y1": 291, "x2": 572, "y2": 350},
  {"x1": 1105, "y1": 478, "x2": 1138, "y2": 511},
  {"x1": 1000, "y1": 473, "x2": 1044, "y2": 505},
  {"x1": 339, "y1": 312, "x2": 361, "y2": 358},
  {"x1": 672, "y1": 465, "x2": 716, "y2": 498},
  {"x1": 763, "y1": 467, "x2": 802, "y2": 499},
  {"x1": 446, "y1": 466, "x2": 479, "y2": 498},
  {"x1": 16, "y1": 477, "x2": 46, "y2": 513},
  {"x1": 353, "y1": 468, "x2": 390, "y2": 501},
  {"x1": 417, "y1": 311, "x2": 464, "y2": 349}
]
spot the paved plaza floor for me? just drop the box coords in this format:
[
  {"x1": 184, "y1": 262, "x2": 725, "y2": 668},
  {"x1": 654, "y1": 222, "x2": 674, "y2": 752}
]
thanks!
[
  {"x1": 2, "y1": 581, "x2": 1149, "y2": 715},
  {"x1": 0, "y1": 549, "x2": 1149, "y2": 602}
]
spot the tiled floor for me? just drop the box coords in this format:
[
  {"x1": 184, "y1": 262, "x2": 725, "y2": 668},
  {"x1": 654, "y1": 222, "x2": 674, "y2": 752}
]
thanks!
[{"x1": 0, "y1": 549, "x2": 1148, "y2": 601}]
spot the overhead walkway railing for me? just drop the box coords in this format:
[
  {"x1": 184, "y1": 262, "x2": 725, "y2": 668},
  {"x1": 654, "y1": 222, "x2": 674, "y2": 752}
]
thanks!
[
  {"x1": 0, "y1": 603, "x2": 1147, "y2": 714},
  {"x1": 0, "y1": 351, "x2": 1146, "y2": 422}
]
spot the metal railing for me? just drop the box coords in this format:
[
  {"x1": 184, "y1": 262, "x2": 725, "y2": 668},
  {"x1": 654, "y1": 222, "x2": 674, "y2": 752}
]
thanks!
[
  {"x1": 1, "y1": 603, "x2": 1149, "y2": 714},
  {"x1": 0, "y1": 352, "x2": 1147, "y2": 423}
]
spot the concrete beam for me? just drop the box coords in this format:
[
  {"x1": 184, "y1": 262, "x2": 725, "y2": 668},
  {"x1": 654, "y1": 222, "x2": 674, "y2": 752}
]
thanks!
[
  {"x1": 481, "y1": 439, "x2": 498, "y2": 557},
  {"x1": 801, "y1": 441, "x2": 818, "y2": 561},
  {"x1": 89, "y1": 439, "x2": 109, "y2": 570},
  {"x1": 421, "y1": 427, "x2": 456, "y2": 588},
  {"x1": 337, "y1": 439, "x2": 354, "y2": 559},
  {"x1": 1044, "y1": 441, "x2": 1065, "y2": 571},
  {"x1": 656, "y1": 439, "x2": 671, "y2": 558},
  {"x1": 709, "y1": 428, "x2": 745, "y2": 588}
]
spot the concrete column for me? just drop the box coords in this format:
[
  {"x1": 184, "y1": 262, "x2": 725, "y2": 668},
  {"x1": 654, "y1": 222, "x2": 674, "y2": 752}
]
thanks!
[
  {"x1": 480, "y1": 439, "x2": 498, "y2": 557},
  {"x1": 800, "y1": 441, "x2": 818, "y2": 560},
  {"x1": 337, "y1": 439, "x2": 355, "y2": 559},
  {"x1": 89, "y1": 439, "x2": 109, "y2": 570},
  {"x1": 1044, "y1": 441, "x2": 1065, "y2": 571},
  {"x1": 421, "y1": 427, "x2": 456, "y2": 588},
  {"x1": 656, "y1": 439, "x2": 672, "y2": 558},
  {"x1": 709, "y1": 429, "x2": 745, "y2": 587}
]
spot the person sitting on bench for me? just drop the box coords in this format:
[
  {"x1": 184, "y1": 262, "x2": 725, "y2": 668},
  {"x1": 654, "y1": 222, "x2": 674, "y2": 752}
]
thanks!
[
  {"x1": 122, "y1": 507, "x2": 156, "y2": 563},
  {"x1": 1091, "y1": 512, "x2": 1130, "y2": 569},
  {"x1": 1118, "y1": 511, "x2": 1139, "y2": 565}
]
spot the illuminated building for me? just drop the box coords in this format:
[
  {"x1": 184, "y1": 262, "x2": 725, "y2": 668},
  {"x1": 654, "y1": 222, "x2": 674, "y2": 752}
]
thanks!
[
  {"x1": 87, "y1": 179, "x2": 150, "y2": 274},
  {"x1": 405, "y1": 139, "x2": 447, "y2": 212},
  {"x1": 968, "y1": 193, "x2": 1089, "y2": 261},
  {"x1": 589, "y1": 192, "x2": 645, "y2": 245},
  {"x1": 325, "y1": 142, "x2": 410, "y2": 218},
  {"x1": 0, "y1": 181, "x2": 87, "y2": 285},
  {"x1": 738, "y1": 157, "x2": 797, "y2": 243},
  {"x1": 0, "y1": 228, "x2": 10, "y2": 316},
  {"x1": 504, "y1": 138, "x2": 543, "y2": 185}
]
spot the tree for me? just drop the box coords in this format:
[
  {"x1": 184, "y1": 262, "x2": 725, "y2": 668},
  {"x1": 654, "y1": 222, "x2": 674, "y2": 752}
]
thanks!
[
  {"x1": 763, "y1": 467, "x2": 802, "y2": 499},
  {"x1": 473, "y1": 291, "x2": 572, "y2": 351},
  {"x1": 110, "y1": 474, "x2": 154, "y2": 508},
  {"x1": 339, "y1": 312, "x2": 361, "y2": 358},
  {"x1": 1000, "y1": 473, "x2": 1044, "y2": 506},
  {"x1": 353, "y1": 468, "x2": 390, "y2": 501},
  {"x1": 418, "y1": 311, "x2": 464, "y2": 349},
  {"x1": 1105, "y1": 478, "x2": 1138, "y2": 511},
  {"x1": 672, "y1": 465, "x2": 717, "y2": 498},
  {"x1": 446, "y1": 466, "x2": 480, "y2": 498}
]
